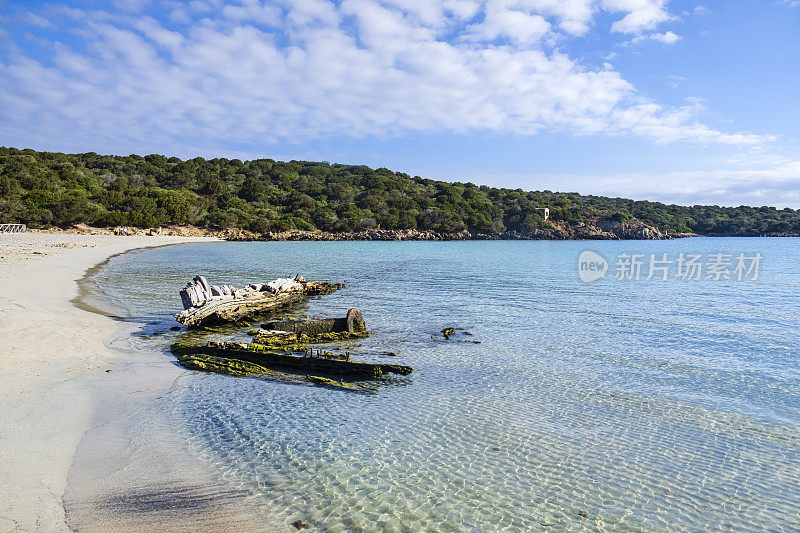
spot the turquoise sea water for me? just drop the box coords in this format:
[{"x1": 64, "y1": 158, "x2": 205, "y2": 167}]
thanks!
[{"x1": 93, "y1": 239, "x2": 800, "y2": 531}]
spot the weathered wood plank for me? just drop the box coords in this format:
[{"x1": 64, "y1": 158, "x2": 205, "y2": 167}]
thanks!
[
  {"x1": 170, "y1": 341, "x2": 412, "y2": 379},
  {"x1": 175, "y1": 278, "x2": 344, "y2": 327},
  {"x1": 261, "y1": 308, "x2": 366, "y2": 335}
]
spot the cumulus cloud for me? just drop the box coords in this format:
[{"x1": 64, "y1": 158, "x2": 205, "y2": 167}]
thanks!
[
  {"x1": 0, "y1": 0, "x2": 770, "y2": 157},
  {"x1": 465, "y1": 5, "x2": 551, "y2": 45},
  {"x1": 476, "y1": 161, "x2": 800, "y2": 208},
  {"x1": 111, "y1": 0, "x2": 152, "y2": 12},
  {"x1": 599, "y1": 162, "x2": 800, "y2": 207},
  {"x1": 627, "y1": 28, "x2": 680, "y2": 45},
  {"x1": 650, "y1": 30, "x2": 680, "y2": 44},
  {"x1": 602, "y1": 0, "x2": 673, "y2": 33}
]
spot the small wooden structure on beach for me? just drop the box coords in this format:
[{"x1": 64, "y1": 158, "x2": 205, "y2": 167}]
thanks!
[{"x1": 0, "y1": 224, "x2": 26, "y2": 234}]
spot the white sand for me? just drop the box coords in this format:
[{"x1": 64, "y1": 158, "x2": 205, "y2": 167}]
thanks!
[{"x1": 0, "y1": 233, "x2": 215, "y2": 532}]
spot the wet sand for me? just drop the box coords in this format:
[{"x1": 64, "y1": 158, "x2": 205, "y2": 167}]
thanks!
[{"x1": 0, "y1": 233, "x2": 216, "y2": 531}]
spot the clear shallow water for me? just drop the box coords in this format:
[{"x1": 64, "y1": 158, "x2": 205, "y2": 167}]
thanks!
[{"x1": 95, "y1": 239, "x2": 800, "y2": 531}]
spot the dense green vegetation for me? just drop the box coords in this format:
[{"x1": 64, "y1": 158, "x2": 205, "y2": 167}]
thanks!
[{"x1": 1, "y1": 147, "x2": 798, "y2": 236}]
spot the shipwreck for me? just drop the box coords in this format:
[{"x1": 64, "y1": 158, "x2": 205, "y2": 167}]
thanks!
[
  {"x1": 175, "y1": 275, "x2": 344, "y2": 327},
  {"x1": 171, "y1": 341, "x2": 412, "y2": 380},
  {"x1": 171, "y1": 280, "x2": 413, "y2": 387}
]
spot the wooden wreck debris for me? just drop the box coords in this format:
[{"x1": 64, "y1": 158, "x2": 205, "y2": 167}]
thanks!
[
  {"x1": 174, "y1": 353, "x2": 375, "y2": 392},
  {"x1": 175, "y1": 275, "x2": 344, "y2": 327},
  {"x1": 262, "y1": 308, "x2": 366, "y2": 335},
  {"x1": 171, "y1": 341, "x2": 412, "y2": 379},
  {"x1": 252, "y1": 329, "x2": 368, "y2": 349},
  {"x1": 305, "y1": 374, "x2": 376, "y2": 392},
  {"x1": 253, "y1": 308, "x2": 369, "y2": 348}
]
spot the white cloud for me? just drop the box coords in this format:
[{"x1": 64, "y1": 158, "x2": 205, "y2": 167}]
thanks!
[
  {"x1": 507, "y1": 0, "x2": 598, "y2": 36},
  {"x1": 465, "y1": 5, "x2": 551, "y2": 45},
  {"x1": 444, "y1": 0, "x2": 482, "y2": 20},
  {"x1": 602, "y1": 0, "x2": 673, "y2": 33},
  {"x1": 280, "y1": 0, "x2": 339, "y2": 26},
  {"x1": 221, "y1": 0, "x2": 282, "y2": 25},
  {"x1": 602, "y1": 162, "x2": 800, "y2": 207},
  {"x1": 650, "y1": 30, "x2": 680, "y2": 44},
  {"x1": 469, "y1": 161, "x2": 800, "y2": 208},
  {"x1": 26, "y1": 13, "x2": 54, "y2": 28},
  {"x1": 467, "y1": 0, "x2": 672, "y2": 37},
  {"x1": 112, "y1": 0, "x2": 152, "y2": 12},
  {"x1": 0, "y1": 0, "x2": 771, "y2": 159},
  {"x1": 694, "y1": 5, "x2": 711, "y2": 15}
]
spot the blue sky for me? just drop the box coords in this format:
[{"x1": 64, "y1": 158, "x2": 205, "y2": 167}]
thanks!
[{"x1": 1, "y1": 0, "x2": 798, "y2": 207}]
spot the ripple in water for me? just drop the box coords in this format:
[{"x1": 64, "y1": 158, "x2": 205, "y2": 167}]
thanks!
[{"x1": 98, "y1": 239, "x2": 800, "y2": 531}]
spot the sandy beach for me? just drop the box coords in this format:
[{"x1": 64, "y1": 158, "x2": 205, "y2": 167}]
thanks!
[{"x1": 0, "y1": 233, "x2": 215, "y2": 532}]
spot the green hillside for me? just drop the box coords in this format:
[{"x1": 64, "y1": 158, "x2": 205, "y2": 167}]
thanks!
[{"x1": 1, "y1": 147, "x2": 798, "y2": 237}]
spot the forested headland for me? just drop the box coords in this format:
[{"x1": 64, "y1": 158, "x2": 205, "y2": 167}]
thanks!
[{"x1": 1, "y1": 147, "x2": 798, "y2": 238}]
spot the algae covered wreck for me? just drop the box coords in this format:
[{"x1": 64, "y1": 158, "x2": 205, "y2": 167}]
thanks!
[{"x1": 171, "y1": 275, "x2": 413, "y2": 389}]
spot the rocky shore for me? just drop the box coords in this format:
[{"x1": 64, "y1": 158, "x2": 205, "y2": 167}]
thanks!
[
  {"x1": 233, "y1": 215, "x2": 697, "y2": 241},
  {"x1": 31, "y1": 217, "x2": 710, "y2": 241}
]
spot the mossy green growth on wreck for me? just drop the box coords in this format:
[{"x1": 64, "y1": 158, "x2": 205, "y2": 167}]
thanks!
[
  {"x1": 171, "y1": 341, "x2": 413, "y2": 378},
  {"x1": 261, "y1": 308, "x2": 366, "y2": 335},
  {"x1": 251, "y1": 329, "x2": 369, "y2": 349},
  {"x1": 175, "y1": 353, "x2": 377, "y2": 392},
  {"x1": 176, "y1": 353, "x2": 271, "y2": 377},
  {"x1": 305, "y1": 374, "x2": 376, "y2": 392}
]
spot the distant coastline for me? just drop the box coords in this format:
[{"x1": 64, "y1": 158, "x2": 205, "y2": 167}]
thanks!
[
  {"x1": 31, "y1": 223, "x2": 800, "y2": 242},
  {"x1": 3, "y1": 148, "x2": 800, "y2": 240}
]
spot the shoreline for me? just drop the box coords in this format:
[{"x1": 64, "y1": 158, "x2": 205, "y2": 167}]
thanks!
[
  {"x1": 30, "y1": 224, "x2": 701, "y2": 241},
  {"x1": 0, "y1": 233, "x2": 216, "y2": 532},
  {"x1": 62, "y1": 242, "x2": 275, "y2": 532},
  {"x1": 31, "y1": 225, "x2": 800, "y2": 241}
]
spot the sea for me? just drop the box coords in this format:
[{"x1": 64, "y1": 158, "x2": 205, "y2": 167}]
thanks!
[{"x1": 66, "y1": 239, "x2": 800, "y2": 531}]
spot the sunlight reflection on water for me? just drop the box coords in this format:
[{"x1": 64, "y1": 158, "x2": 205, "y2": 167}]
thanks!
[{"x1": 97, "y1": 239, "x2": 800, "y2": 531}]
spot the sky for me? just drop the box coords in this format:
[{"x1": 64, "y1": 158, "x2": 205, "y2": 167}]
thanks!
[{"x1": 0, "y1": 0, "x2": 798, "y2": 207}]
